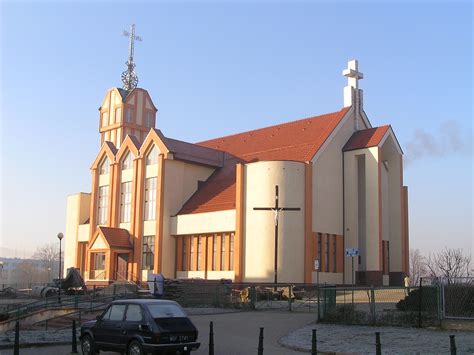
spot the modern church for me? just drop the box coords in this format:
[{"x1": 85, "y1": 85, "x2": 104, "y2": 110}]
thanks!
[{"x1": 64, "y1": 28, "x2": 409, "y2": 287}]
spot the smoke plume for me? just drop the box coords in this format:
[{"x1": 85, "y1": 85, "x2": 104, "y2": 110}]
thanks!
[{"x1": 404, "y1": 120, "x2": 472, "y2": 166}]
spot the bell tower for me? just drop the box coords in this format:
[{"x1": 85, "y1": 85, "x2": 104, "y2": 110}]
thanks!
[{"x1": 98, "y1": 24, "x2": 157, "y2": 147}]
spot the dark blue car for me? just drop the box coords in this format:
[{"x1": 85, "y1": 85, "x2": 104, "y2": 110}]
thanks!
[{"x1": 80, "y1": 299, "x2": 200, "y2": 355}]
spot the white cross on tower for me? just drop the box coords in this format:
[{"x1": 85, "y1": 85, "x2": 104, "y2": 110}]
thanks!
[{"x1": 343, "y1": 59, "x2": 364, "y2": 89}]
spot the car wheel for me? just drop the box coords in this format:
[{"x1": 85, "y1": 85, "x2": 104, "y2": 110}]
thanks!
[
  {"x1": 81, "y1": 335, "x2": 98, "y2": 355},
  {"x1": 127, "y1": 340, "x2": 144, "y2": 355}
]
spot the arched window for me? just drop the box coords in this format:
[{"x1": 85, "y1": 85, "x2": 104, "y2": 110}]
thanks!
[
  {"x1": 122, "y1": 152, "x2": 133, "y2": 170},
  {"x1": 99, "y1": 156, "x2": 110, "y2": 175},
  {"x1": 146, "y1": 145, "x2": 158, "y2": 165}
]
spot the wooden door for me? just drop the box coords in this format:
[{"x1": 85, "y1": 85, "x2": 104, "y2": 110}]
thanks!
[{"x1": 116, "y1": 254, "x2": 129, "y2": 280}]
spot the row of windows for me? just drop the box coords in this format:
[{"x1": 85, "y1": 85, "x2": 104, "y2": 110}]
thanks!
[
  {"x1": 382, "y1": 240, "x2": 390, "y2": 275},
  {"x1": 101, "y1": 108, "x2": 154, "y2": 129},
  {"x1": 97, "y1": 177, "x2": 157, "y2": 225},
  {"x1": 314, "y1": 233, "x2": 343, "y2": 273},
  {"x1": 178, "y1": 234, "x2": 235, "y2": 272},
  {"x1": 98, "y1": 145, "x2": 159, "y2": 176}
]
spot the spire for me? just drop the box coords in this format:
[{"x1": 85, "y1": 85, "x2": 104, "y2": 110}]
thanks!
[
  {"x1": 343, "y1": 59, "x2": 364, "y2": 130},
  {"x1": 121, "y1": 24, "x2": 142, "y2": 91}
]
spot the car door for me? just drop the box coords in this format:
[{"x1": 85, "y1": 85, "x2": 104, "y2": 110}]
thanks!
[
  {"x1": 124, "y1": 304, "x2": 150, "y2": 342},
  {"x1": 98, "y1": 303, "x2": 127, "y2": 350},
  {"x1": 93, "y1": 305, "x2": 112, "y2": 344}
]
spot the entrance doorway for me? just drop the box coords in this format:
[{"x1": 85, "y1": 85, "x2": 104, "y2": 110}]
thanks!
[{"x1": 116, "y1": 253, "x2": 129, "y2": 280}]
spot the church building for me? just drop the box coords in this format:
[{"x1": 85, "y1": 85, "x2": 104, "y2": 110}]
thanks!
[{"x1": 64, "y1": 30, "x2": 409, "y2": 287}]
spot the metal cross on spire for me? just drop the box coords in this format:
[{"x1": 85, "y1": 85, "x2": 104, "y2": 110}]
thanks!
[
  {"x1": 253, "y1": 185, "x2": 301, "y2": 285},
  {"x1": 121, "y1": 24, "x2": 142, "y2": 91}
]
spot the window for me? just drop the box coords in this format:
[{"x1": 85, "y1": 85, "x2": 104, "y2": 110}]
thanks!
[
  {"x1": 102, "y1": 306, "x2": 112, "y2": 320},
  {"x1": 221, "y1": 234, "x2": 226, "y2": 271},
  {"x1": 325, "y1": 234, "x2": 329, "y2": 272},
  {"x1": 144, "y1": 177, "x2": 157, "y2": 220},
  {"x1": 125, "y1": 304, "x2": 143, "y2": 322},
  {"x1": 99, "y1": 157, "x2": 110, "y2": 175},
  {"x1": 145, "y1": 112, "x2": 154, "y2": 127},
  {"x1": 230, "y1": 233, "x2": 235, "y2": 270},
  {"x1": 317, "y1": 233, "x2": 322, "y2": 271},
  {"x1": 122, "y1": 152, "x2": 133, "y2": 170},
  {"x1": 101, "y1": 112, "x2": 109, "y2": 127},
  {"x1": 115, "y1": 108, "x2": 122, "y2": 123},
  {"x1": 142, "y1": 235, "x2": 155, "y2": 270},
  {"x1": 109, "y1": 304, "x2": 126, "y2": 321},
  {"x1": 94, "y1": 252, "x2": 106, "y2": 270},
  {"x1": 332, "y1": 235, "x2": 337, "y2": 273},
  {"x1": 147, "y1": 304, "x2": 186, "y2": 319},
  {"x1": 146, "y1": 145, "x2": 158, "y2": 165},
  {"x1": 197, "y1": 236, "x2": 202, "y2": 271},
  {"x1": 212, "y1": 235, "x2": 217, "y2": 271},
  {"x1": 125, "y1": 107, "x2": 133, "y2": 123},
  {"x1": 97, "y1": 186, "x2": 109, "y2": 225},
  {"x1": 190, "y1": 237, "x2": 195, "y2": 271},
  {"x1": 120, "y1": 182, "x2": 132, "y2": 223},
  {"x1": 182, "y1": 237, "x2": 187, "y2": 271}
]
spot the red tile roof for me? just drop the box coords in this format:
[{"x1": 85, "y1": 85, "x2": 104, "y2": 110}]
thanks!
[
  {"x1": 98, "y1": 227, "x2": 132, "y2": 249},
  {"x1": 343, "y1": 125, "x2": 390, "y2": 151},
  {"x1": 178, "y1": 108, "x2": 350, "y2": 215}
]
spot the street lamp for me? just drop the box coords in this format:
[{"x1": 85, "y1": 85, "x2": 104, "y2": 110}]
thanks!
[{"x1": 57, "y1": 232, "x2": 64, "y2": 303}]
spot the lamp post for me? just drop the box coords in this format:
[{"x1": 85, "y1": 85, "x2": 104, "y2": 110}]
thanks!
[{"x1": 57, "y1": 232, "x2": 64, "y2": 304}]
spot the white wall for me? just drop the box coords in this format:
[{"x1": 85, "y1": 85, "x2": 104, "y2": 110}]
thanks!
[{"x1": 170, "y1": 210, "x2": 236, "y2": 235}]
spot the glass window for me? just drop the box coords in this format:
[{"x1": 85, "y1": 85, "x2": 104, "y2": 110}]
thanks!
[
  {"x1": 147, "y1": 304, "x2": 186, "y2": 319},
  {"x1": 120, "y1": 182, "x2": 132, "y2": 223},
  {"x1": 332, "y1": 235, "x2": 337, "y2": 273},
  {"x1": 190, "y1": 237, "x2": 195, "y2": 271},
  {"x1": 317, "y1": 233, "x2": 322, "y2": 271},
  {"x1": 197, "y1": 237, "x2": 202, "y2": 271},
  {"x1": 97, "y1": 186, "x2": 109, "y2": 225},
  {"x1": 102, "y1": 306, "x2": 112, "y2": 320},
  {"x1": 94, "y1": 253, "x2": 106, "y2": 270},
  {"x1": 125, "y1": 304, "x2": 143, "y2": 322},
  {"x1": 125, "y1": 108, "x2": 133, "y2": 123},
  {"x1": 122, "y1": 152, "x2": 133, "y2": 170},
  {"x1": 109, "y1": 304, "x2": 126, "y2": 321},
  {"x1": 144, "y1": 178, "x2": 157, "y2": 220},
  {"x1": 221, "y1": 234, "x2": 226, "y2": 271},
  {"x1": 142, "y1": 235, "x2": 155, "y2": 270},
  {"x1": 212, "y1": 235, "x2": 217, "y2": 271},
  {"x1": 182, "y1": 237, "x2": 187, "y2": 271},
  {"x1": 325, "y1": 234, "x2": 329, "y2": 272},
  {"x1": 145, "y1": 112, "x2": 154, "y2": 127},
  {"x1": 99, "y1": 157, "x2": 110, "y2": 175},
  {"x1": 229, "y1": 233, "x2": 235, "y2": 270},
  {"x1": 146, "y1": 145, "x2": 158, "y2": 165}
]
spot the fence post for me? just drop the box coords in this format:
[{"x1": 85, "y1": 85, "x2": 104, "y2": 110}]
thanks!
[
  {"x1": 209, "y1": 321, "x2": 214, "y2": 355},
  {"x1": 418, "y1": 277, "x2": 423, "y2": 328},
  {"x1": 370, "y1": 286, "x2": 376, "y2": 325},
  {"x1": 450, "y1": 335, "x2": 456, "y2": 355},
  {"x1": 71, "y1": 320, "x2": 78, "y2": 353},
  {"x1": 250, "y1": 286, "x2": 256, "y2": 310},
  {"x1": 257, "y1": 327, "x2": 264, "y2": 355},
  {"x1": 13, "y1": 321, "x2": 19, "y2": 355},
  {"x1": 375, "y1": 332, "x2": 381, "y2": 355},
  {"x1": 311, "y1": 329, "x2": 317, "y2": 355},
  {"x1": 288, "y1": 285, "x2": 293, "y2": 312}
]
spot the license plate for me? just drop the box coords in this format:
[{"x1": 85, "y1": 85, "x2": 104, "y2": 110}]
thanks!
[{"x1": 170, "y1": 335, "x2": 192, "y2": 342}]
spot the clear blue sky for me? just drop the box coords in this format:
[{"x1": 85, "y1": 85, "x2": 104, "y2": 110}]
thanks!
[{"x1": 0, "y1": 1, "x2": 472, "y2": 258}]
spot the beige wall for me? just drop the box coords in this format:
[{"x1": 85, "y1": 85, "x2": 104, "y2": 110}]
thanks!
[
  {"x1": 170, "y1": 210, "x2": 236, "y2": 235},
  {"x1": 64, "y1": 193, "x2": 91, "y2": 273},
  {"x1": 344, "y1": 147, "x2": 380, "y2": 280},
  {"x1": 161, "y1": 159, "x2": 215, "y2": 277},
  {"x1": 312, "y1": 110, "x2": 366, "y2": 235},
  {"x1": 311, "y1": 272, "x2": 343, "y2": 285},
  {"x1": 176, "y1": 271, "x2": 235, "y2": 280},
  {"x1": 243, "y1": 161, "x2": 305, "y2": 283}
]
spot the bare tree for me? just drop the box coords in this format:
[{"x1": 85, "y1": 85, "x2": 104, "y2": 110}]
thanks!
[
  {"x1": 32, "y1": 243, "x2": 59, "y2": 281},
  {"x1": 409, "y1": 248, "x2": 427, "y2": 286},
  {"x1": 425, "y1": 248, "x2": 473, "y2": 284}
]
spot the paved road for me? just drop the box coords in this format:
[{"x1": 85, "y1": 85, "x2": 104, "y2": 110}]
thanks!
[{"x1": 0, "y1": 310, "x2": 315, "y2": 355}]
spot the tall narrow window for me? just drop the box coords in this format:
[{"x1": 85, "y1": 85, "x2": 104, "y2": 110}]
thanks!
[
  {"x1": 145, "y1": 112, "x2": 154, "y2": 127},
  {"x1": 122, "y1": 152, "x2": 133, "y2": 170},
  {"x1": 125, "y1": 107, "x2": 133, "y2": 123},
  {"x1": 325, "y1": 234, "x2": 329, "y2": 272},
  {"x1": 99, "y1": 157, "x2": 110, "y2": 175},
  {"x1": 332, "y1": 235, "x2": 337, "y2": 273},
  {"x1": 142, "y1": 235, "x2": 155, "y2": 270},
  {"x1": 120, "y1": 182, "x2": 132, "y2": 223},
  {"x1": 97, "y1": 186, "x2": 109, "y2": 225},
  {"x1": 189, "y1": 237, "x2": 195, "y2": 271},
  {"x1": 197, "y1": 236, "x2": 202, "y2": 271},
  {"x1": 182, "y1": 237, "x2": 187, "y2": 271},
  {"x1": 229, "y1": 233, "x2": 235, "y2": 270},
  {"x1": 146, "y1": 145, "x2": 158, "y2": 165},
  {"x1": 144, "y1": 177, "x2": 157, "y2": 220},
  {"x1": 221, "y1": 234, "x2": 226, "y2": 271},
  {"x1": 212, "y1": 235, "x2": 217, "y2": 271},
  {"x1": 317, "y1": 233, "x2": 322, "y2": 271}
]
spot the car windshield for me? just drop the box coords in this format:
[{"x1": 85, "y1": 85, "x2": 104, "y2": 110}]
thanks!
[{"x1": 147, "y1": 304, "x2": 187, "y2": 318}]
